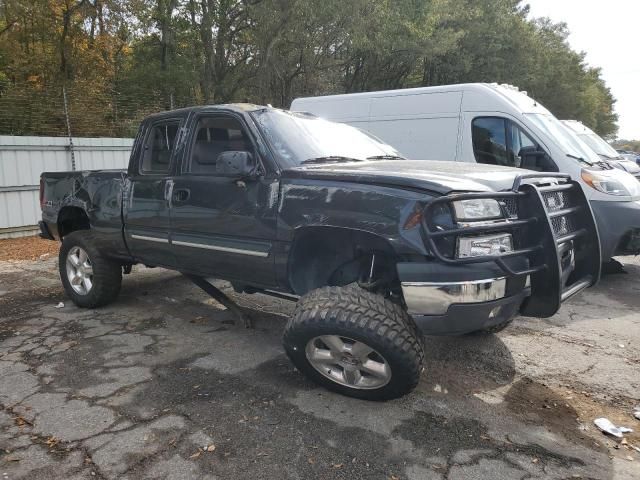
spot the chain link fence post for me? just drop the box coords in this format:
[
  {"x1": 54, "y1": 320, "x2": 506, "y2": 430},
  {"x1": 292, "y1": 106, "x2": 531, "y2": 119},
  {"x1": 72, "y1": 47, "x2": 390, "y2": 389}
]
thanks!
[{"x1": 62, "y1": 85, "x2": 76, "y2": 171}]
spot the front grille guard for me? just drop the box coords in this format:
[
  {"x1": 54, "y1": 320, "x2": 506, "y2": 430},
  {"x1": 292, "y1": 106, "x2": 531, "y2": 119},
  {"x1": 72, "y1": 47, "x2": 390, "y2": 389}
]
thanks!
[
  {"x1": 420, "y1": 173, "x2": 584, "y2": 277},
  {"x1": 420, "y1": 172, "x2": 600, "y2": 317}
]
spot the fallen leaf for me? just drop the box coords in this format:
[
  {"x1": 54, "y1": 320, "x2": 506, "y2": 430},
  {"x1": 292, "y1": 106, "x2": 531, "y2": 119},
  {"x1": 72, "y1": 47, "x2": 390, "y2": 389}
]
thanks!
[
  {"x1": 206, "y1": 444, "x2": 216, "y2": 452},
  {"x1": 5, "y1": 455, "x2": 20, "y2": 462},
  {"x1": 15, "y1": 416, "x2": 33, "y2": 427},
  {"x1": 46, "y1": 436, "x2": 59, "y2": 447},
  {"x1": 332, "y1": 463, "x2": 343, "y2": 469},
  {"x1": 308, "y1": 457, "x2": 315, "y2": 464},
  {"x1": 189, "y1": 449, "x2": 202, "y2": 459},
  {"x1": 532, "y1": 457, "x2": 539, "y2": 464}
]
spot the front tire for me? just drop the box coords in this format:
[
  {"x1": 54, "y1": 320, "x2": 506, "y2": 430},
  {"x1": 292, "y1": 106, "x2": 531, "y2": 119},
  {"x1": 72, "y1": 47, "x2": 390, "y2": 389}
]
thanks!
[
  {"x1": 59, "y1": 230, "x2": 122, "y2": 308},
  {"x1": 283, "y1": 284, "x2": 424, "y2": 400}
]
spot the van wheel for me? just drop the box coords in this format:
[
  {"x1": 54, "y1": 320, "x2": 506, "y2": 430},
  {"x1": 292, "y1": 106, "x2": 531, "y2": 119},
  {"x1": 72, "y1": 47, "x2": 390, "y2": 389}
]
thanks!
[
  {"x1": 283, "y1": 284, "x2": 424, "y2": 400},
  {"x1": 59, "y1": 230, "x2": 122, "y2": 308}
]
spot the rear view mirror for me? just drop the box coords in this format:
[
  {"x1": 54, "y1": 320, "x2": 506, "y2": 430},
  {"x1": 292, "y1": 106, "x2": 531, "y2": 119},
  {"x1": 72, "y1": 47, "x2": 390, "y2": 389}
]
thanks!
[
  {"x1": 519, "y1": 146, "x2": 558, "y2": 172},
  {"x1": 216, "y1": 151, "x2": 257, "y2": 177}
]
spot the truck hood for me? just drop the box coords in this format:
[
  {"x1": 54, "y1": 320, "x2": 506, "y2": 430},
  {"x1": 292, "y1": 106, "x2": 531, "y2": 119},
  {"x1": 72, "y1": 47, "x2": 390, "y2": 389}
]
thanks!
[{"x1": 283, "y1": 160, "x2": 524, "y2": 194}]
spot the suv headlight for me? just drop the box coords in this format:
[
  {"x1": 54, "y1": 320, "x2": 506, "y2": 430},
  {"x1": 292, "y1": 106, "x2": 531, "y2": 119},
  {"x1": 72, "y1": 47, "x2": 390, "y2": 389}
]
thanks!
[
  {"x1": 581, "y1": 169, "x2": 631, "y2": 196},
  {"x1": 457, "y1": 233, "x2": 513, "y2": 258},
  {"x1": 452, "y1": 198, "x2": 503, "y2": 221}
]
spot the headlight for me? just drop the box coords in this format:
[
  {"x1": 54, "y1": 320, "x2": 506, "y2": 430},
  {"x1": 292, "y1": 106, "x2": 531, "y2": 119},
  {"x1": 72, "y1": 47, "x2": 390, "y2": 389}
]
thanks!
[
  {"x1": 457, "y1": 233, "x2": 513, "y2": 258},
  {"x1": 452, "y1": 198, "x2": 503, "y2": 221},
  {"x1": 581, "y1": 170, "x2": 631, "y2": 196}
]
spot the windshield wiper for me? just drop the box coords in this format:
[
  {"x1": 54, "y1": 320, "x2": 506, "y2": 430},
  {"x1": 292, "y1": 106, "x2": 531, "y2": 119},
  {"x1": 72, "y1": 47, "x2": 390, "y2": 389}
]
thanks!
[
  {"x1": 366, "y1": 155, "x2": 405, "y2": 160},
  {"x1": 566, "y1": 153, "x2": 592, "y2": 166},
  {"x1": 300, "y1": 156, "x2": 363, "y2": 165}
]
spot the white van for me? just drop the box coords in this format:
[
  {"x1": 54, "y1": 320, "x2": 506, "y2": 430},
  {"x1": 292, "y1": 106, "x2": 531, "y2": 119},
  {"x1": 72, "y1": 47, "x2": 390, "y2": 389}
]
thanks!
[
  {"x1": 291, "y1": 83, "x2": 640, "y2": 260},
  {"x1": 561, "y1": 119, "x2": 640, "y2": 178}
]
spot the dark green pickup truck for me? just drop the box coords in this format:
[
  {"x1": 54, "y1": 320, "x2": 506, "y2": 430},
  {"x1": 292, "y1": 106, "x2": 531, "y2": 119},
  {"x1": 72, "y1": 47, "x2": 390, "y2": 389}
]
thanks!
[{"x1": 39, "y1": 104, "x2": 601, "y2": 400}]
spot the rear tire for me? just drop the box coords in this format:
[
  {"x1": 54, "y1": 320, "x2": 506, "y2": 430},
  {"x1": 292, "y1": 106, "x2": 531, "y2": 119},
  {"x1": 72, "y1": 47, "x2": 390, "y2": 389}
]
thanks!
[
  {"x1": 283, "y1": 284, "x2": 424, "y2": 400},
  {"x1": 59, "y1": 230, "x2": 122, "y2": 308}
]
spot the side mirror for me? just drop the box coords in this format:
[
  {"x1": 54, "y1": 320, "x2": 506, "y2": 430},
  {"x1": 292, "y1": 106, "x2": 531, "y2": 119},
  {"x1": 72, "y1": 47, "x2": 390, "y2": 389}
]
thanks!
[
  {"x1": 216, "y1": 151, "x2": 258, "y2": 178},
  {"x1": 519, "y1": 146, "x2": 558, "y2": 172}
]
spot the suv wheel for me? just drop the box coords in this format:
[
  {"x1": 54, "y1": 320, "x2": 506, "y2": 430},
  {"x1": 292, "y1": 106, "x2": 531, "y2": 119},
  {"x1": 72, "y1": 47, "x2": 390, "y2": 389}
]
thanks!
[
  {"x1": 283, "y1": 284, "x2": 424, "y2": 400},
  {"x1": 59, "y1": 230, "x2": 122, "y2": 308}
]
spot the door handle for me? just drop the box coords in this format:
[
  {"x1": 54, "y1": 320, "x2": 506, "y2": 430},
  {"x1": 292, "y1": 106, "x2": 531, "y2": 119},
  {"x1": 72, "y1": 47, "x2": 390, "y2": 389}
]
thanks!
[{"x1": 172, "y1": 188, "x2": 190, "y2": 203}]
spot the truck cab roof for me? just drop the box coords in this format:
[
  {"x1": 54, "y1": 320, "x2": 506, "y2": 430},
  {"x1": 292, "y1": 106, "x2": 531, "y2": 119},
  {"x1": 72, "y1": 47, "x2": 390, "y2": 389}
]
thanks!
[{"x1": 143, "y1": 103, "x2": 267, "y2": 121}]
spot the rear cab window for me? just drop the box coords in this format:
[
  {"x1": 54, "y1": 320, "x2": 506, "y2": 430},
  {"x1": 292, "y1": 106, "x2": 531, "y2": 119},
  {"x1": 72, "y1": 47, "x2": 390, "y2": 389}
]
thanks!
[{"x1": 140, "y1": 121, "x2": 181, "y2": 174}]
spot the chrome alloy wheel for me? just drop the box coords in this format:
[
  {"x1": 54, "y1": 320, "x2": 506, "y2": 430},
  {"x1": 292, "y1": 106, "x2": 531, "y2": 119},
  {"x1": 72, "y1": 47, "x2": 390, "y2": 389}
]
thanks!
[
  {"x1": 65, "y1": 246, "x2": 93, "y2": 295},
  {"x1": 305, "y1": 335, "x2": 392, "y2": 389}
]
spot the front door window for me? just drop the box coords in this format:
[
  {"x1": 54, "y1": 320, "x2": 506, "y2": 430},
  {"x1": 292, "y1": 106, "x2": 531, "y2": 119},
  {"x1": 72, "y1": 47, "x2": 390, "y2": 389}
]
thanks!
[
  {"x1": 472, "y1": 116, "x2": 545, "y2": 169},
  {"x1": 186, "y1": 116, "x2": 254, "y2": 175},
  {"x1": 472, "y1": 117, "x2": 509, "y2": 166}
]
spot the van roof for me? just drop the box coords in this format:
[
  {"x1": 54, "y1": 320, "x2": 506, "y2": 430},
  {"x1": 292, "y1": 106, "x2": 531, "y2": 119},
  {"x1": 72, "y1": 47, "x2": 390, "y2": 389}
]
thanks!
[{"x1": 293, "y1": 83, "x2": 550, "y2": 115}]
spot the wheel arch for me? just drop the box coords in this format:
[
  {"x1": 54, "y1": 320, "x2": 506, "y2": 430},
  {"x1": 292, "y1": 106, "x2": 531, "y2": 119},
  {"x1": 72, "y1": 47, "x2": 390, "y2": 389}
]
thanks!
[
  {"x1": 287, "y1": 226, "x2": 399, "y2": 296},
  {"x1": 57, "y1": 206, "x2": 91, "y2": 239}
]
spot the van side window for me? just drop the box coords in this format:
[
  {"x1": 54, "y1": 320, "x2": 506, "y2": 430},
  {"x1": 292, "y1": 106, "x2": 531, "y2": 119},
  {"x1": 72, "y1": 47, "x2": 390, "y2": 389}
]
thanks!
[
  {"x1": 472, "y1": 118, "x2": 509, "y2": 166},
  {"x1": 141, "y1": 121, "x2": 180, "y2": 174},
  {"x1": 187, "y1": 116, "x2": 254, "y2": 175},
  {"x1": 473, "y1": 117, "x2": 541, "y2": 169},
  {"x1": 508, "y1": 124, "x2": 536, "y2": 168}
]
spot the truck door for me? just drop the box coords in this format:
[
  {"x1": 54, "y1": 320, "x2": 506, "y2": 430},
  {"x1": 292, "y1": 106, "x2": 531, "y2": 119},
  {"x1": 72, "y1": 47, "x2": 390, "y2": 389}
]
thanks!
[
  {"x1": 124, "y1": 118, "x2": 182, "y2": 268},
  {"x1": 169, "y1": 112, "x2": 278, "y2": 287}
]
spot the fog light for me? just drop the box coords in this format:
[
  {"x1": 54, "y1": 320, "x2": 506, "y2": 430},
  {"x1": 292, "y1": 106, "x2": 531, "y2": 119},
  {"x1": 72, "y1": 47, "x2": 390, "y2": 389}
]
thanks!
[
  {"x1": 488, "y1": 305, "x2": 503, "y2": 319},
  {"x1": 457, "y1": 233, "x2": 513, "y2": 258}
]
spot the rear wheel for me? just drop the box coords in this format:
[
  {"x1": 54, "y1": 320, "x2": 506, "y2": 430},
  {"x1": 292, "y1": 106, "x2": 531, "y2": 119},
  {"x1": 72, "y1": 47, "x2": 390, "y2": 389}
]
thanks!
[
  {"x1": 59, "y1": 230, "x2": 122, "y2": 308},
  {"x1": 283, "y1": 284, "x2": 424, "y2": 400}
]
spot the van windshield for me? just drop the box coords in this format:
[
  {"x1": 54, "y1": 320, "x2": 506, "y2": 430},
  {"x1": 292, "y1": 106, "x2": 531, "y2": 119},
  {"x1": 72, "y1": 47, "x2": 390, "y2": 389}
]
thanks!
[
  {"x1": 575, "y1": 132, "x2": 620, "y2": 159},
  {"x1": 525, "y1": 113, "x2": 599, "y2": 166},
  {"x1": 251, "y1": 109, "x2": 403, "y2": 167}
]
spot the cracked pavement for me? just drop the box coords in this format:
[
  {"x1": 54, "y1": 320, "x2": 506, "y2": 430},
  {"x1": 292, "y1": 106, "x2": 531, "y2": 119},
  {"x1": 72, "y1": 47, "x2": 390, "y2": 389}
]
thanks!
[{"x1": 0, "y1": 255, "x2": 639, "y2": 479}]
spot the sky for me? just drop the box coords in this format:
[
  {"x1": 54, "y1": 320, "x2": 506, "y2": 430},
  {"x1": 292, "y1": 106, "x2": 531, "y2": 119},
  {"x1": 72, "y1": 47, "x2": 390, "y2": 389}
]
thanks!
[{"x1": 526, "y1": 0, "x2": 639, "y2": 139}]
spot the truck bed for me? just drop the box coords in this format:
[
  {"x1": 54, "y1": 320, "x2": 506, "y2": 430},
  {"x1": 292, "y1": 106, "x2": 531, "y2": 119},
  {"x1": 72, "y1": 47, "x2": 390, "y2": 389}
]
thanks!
[{"x1": 40, "y1": 169, "x2": 131, "y2": 259}]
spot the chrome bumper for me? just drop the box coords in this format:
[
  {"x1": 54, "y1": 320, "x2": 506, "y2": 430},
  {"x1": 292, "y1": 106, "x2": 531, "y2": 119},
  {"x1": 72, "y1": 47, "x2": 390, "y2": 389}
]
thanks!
[{"x1": 401, "y1": 277, "x2": 507, "y2": 316}]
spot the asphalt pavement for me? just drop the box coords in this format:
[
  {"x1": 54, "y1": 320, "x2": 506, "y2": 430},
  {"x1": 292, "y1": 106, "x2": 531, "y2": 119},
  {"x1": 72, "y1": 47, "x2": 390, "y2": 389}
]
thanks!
[{"x1": 0, "y1": 255, "x2": 639, "y2": 479}]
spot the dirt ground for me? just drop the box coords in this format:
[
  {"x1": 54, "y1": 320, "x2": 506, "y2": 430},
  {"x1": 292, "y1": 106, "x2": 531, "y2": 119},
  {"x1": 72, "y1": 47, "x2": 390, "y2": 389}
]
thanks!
[
  {"x1": 0, "y1": 236, "x2": 58, "y2": 262},
  {"x1": 0, "y1": 243, "x2": 639, "y2": 479}
]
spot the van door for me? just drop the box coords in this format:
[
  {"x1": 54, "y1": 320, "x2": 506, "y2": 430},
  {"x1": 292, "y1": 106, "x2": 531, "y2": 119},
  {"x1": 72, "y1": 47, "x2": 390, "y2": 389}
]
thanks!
[{"x1": 461, "y1": 113, "x2": 557, "y2": 171}]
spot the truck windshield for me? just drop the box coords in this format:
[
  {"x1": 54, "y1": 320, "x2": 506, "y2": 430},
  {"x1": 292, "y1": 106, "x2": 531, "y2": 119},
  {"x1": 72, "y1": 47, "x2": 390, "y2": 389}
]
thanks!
[
  {"x1": 251, "y1": 109, "x2": 403, "y2": 167},
  {"x1": 525, "y1": 113, "x2": 599, "y2": 166},
  {"x1": 575, "y1": 132, "x2": 621, "y2": 159}
]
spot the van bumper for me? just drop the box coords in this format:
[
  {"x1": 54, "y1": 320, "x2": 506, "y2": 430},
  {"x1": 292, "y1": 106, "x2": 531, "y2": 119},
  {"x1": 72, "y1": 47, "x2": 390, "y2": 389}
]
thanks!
[{"x1": 590, "y1": 200, "x2": 640, "y2": 259}]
